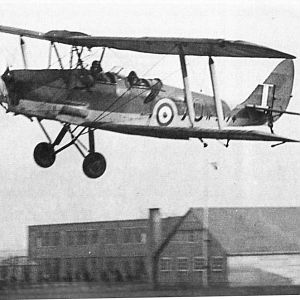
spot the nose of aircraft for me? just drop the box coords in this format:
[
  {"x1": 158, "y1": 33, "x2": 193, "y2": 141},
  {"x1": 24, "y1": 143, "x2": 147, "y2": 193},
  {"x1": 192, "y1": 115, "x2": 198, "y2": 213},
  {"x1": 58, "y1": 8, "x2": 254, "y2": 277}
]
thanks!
[
  {"x1": 0, "y1": 57, "x2": 8, "y2": 103},
  {"x1": 0, "y1": 76, "x2": 8, "y2": 103}
]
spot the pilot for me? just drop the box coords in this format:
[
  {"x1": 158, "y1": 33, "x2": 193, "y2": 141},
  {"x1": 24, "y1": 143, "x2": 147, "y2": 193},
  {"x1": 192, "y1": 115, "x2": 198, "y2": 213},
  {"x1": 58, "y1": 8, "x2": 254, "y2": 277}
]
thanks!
[
  {"x1": 127, "y1": 71, "x2": 139, "y2": 86},
  {"x1": 79, "y1": 69, "x2": 94, "y2": 89},
  {"x1": 90, "y1": 60, "x2": 103, "y2": 78},
  {"x1": 90, "y1": 60, "x2": 111, "y2": 83}
]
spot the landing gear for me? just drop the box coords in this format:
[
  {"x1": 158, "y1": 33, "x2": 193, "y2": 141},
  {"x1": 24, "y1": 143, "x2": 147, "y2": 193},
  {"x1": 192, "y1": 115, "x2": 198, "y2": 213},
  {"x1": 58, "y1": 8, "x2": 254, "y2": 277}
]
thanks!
[
  {"x1": 82, "y1": 152, "x2": 106, "y2": 178},
  {"x1": 82, "y1": 129, "x2": 106, "y2": 179},
  {"x1": 33, "y1": 142, "x2": 55, "y2": 168},
  {"x1": 34, "y1": 120, "x2": 107, "y2": 179}
]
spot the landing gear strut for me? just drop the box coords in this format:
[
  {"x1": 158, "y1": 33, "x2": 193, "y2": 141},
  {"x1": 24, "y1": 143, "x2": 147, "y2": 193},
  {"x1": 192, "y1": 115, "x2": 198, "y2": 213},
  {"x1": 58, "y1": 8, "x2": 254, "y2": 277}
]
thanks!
[{"x1": 33, "y1": 121, "x2": 107, "y2": 179}]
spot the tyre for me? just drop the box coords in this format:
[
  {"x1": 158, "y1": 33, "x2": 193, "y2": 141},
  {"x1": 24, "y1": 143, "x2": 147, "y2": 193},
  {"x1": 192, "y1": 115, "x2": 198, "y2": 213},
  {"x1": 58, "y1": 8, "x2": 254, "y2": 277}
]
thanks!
[
  {"x1": 82, "y1": 152, "x2": 106, "y2": 178},
  {"x1": 33, "y1": 142, "x2": 56, "y2": 168}
]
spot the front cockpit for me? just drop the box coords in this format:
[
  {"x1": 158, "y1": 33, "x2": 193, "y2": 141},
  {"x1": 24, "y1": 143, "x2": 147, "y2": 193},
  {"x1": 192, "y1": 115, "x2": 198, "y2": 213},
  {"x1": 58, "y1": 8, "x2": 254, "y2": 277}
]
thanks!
[{"x1": 89, "y1": 60, "x2": 116, "y2": 84}]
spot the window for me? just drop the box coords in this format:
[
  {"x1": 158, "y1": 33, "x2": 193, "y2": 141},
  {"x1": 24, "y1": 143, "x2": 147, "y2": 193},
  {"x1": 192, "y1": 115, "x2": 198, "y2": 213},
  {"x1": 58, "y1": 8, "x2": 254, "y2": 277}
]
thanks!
[
  {"x1": 77, "y1": 231, "x2": 87, "y2": 245},
  {"x1": 188, "y1": 231, "x2": 195, "y2": 242},
  {"x1": 193, "y1": 257, "x2": 206, "y2": 271},
  {"x1": 160, "y1": 258, "x2": 172, "y2": 271},
  {"x1": 105, "y1": 229, "x2": 117, "y2": 244},
  {"x1": 1, "y1": 266, "x2": 7, "y2": 279},
  {"x1": 211, "y1": 256, "x2": 223, "y2": 272},
  {"x1": 43, "y1": 232, "x2": 50, "y2": 246},
  {"x1": 44, "y1": 259, "x2": 51, "y2": 276},
  {"x1": 90, "y1": 258, "x2": 97, "y2": 272},
  {"x1": 177, "y1": 258, "x2": 189, "y2": 271},
  {"x1": 66, "y1": 258, "x2": 72, "y2": 272},
  {"x1": 105, "y1": 257, "x2": 116, "y2": 270},
  {"x1": 90, "y1": 230, "x2": 98, "y2": 244},
  {"x1": 78, "y1": 257, "x2": 87, "y2": 273},
  {"x1": 123, "y1": 228, "x2": 131, "y2": 244},
  {"x1": 122, "y1": 227, "x2": 146, "y2": 244},
  {"x1": 133, "y1": 228, "x2": 143, "y2": 243},
  {"x1": 52, "y1": 258, "x2": 60, "y2": 280},
  {"x1": 172, "y1": 231, "x2": 185, "y2": 242},
  {"x1": 122, "y1": 260, "x2": 132, "y2": 277},
  {"x1": 134, "y1": 257, "x2": 147, "y2": 279},
  {"x1": 53, "y1": 232, "x2": 60, "y2": 246},
  {"x1": 66, "y1": 231, "x2": 74, "y2": 246},
  {"x1": 172, "y1": 230, "x2": 201, "y2": 243},
  {"x1": 141, "y1": 233, "x2": 147, "y2": 244},
  {"x1": 40, "y1": 231, "x2": 60, "y2": 247},
  {"x1": 36, "y1": 233, "x2": 42, "y2": 248}
]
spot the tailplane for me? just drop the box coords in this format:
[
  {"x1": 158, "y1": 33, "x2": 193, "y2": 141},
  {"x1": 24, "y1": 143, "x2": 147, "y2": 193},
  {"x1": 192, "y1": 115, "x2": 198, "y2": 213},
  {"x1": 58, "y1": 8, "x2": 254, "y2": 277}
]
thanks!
[{"x1": 229, "y1": 59, "x2": 294, "y2": 127}]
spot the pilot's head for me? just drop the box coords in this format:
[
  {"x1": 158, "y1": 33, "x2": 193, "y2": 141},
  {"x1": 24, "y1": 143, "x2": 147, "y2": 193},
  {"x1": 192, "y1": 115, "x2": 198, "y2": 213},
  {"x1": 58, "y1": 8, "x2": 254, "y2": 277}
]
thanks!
[{"x1": 91, "y1": 61, "x2": 102, "y2": 73}]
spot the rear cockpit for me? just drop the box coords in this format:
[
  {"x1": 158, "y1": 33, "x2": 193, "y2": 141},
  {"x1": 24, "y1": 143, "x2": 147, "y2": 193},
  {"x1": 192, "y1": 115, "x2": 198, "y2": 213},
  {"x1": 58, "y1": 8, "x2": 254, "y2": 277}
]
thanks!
[{"x1": 107, "y1": 66, "x2": 163, "y2": 103}]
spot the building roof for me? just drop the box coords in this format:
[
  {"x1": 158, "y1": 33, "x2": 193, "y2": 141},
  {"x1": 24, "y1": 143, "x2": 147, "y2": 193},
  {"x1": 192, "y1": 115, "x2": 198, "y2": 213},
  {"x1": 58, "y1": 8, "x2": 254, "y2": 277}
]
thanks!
[
  {"x1": 162, "y1": 216, "x2": 182, "y2": 239},
  {"x1": 30, "y1": 216, "x2": 182, "y2": 234},
  {"x1": 190, "y1": 207, "x2": 300, "y2": 255},
  {"x1": 29, "y1": 217, "x2": 148, "y2": 228}
]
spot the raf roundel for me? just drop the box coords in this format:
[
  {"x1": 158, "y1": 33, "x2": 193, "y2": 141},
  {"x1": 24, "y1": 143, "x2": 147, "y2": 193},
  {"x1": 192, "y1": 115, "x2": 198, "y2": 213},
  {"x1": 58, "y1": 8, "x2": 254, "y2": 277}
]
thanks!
[{"x1": 156, "y1": 103, "x2": 174, "y2": 126}]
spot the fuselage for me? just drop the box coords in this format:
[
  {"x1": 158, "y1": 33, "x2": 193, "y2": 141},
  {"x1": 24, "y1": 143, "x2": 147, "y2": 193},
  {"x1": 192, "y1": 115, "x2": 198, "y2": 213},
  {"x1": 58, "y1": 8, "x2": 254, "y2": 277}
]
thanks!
[{"x1": 1, "y1": 68, "x2": 231, "y2": 130}]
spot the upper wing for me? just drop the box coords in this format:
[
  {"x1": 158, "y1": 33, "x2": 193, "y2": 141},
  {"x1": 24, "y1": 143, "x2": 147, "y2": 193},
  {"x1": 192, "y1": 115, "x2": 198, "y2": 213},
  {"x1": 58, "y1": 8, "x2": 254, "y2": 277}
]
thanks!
[{"x1": 0, "y1": 25, "x2": 295, "y2": 58}]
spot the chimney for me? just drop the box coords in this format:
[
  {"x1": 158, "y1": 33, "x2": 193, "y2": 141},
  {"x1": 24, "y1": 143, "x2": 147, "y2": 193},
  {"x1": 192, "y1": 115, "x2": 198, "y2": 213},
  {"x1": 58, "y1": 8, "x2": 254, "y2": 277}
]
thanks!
[
  {"x1": 147, "y1": 208, "x2": 162, "y2": 287},
  {"x1": 149, "y1": 208, "x2": 161, "y2": 253}
]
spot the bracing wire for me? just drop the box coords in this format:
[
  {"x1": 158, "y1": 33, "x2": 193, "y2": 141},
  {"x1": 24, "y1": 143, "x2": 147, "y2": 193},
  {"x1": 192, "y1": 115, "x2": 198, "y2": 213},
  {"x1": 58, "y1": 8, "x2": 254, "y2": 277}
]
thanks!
[
  {"x1": 141, "y1": 45, "x2": 177, "y2": 77},
  {"x1": 141, "y1": 54, "x2": 169, "y2": 77}
]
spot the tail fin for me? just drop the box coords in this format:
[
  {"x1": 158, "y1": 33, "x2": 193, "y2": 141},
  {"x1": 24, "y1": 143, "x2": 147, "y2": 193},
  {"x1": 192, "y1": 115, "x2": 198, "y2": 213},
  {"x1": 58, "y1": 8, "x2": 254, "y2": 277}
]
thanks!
[{"x1": 230, "y1": 59, "x2": 294, "y2": 126}]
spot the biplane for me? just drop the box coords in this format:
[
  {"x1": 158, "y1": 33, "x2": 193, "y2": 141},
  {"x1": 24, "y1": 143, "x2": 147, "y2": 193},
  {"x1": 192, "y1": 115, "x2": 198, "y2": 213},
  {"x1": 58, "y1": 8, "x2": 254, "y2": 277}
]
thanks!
[{"x1": 0, "y1": 25, "x2": 299, "y2": 178}]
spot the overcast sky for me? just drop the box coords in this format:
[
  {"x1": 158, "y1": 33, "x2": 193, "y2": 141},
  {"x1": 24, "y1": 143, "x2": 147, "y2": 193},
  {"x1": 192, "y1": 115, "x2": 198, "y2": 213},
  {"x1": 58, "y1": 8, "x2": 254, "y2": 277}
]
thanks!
[{"x1": 0, "y1": 0, "x2": 300, "y2": 252}]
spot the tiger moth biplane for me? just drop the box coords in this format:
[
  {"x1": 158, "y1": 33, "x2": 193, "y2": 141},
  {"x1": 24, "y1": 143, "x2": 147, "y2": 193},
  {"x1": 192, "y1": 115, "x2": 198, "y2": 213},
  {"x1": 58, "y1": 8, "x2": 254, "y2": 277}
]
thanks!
[{"x1": 0, "y1": 25, "x2": 299, "y2": 178}]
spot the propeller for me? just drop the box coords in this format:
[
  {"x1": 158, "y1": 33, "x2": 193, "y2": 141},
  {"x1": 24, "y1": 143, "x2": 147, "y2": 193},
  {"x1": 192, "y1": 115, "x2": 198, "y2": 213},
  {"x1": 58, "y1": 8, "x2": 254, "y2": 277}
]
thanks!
[
  {"x1": 0, "y1": 54, "x2": 9, "y2": 103},
  {"x1": 0, "y1": 76, "x2": 8, "y2": 109}
]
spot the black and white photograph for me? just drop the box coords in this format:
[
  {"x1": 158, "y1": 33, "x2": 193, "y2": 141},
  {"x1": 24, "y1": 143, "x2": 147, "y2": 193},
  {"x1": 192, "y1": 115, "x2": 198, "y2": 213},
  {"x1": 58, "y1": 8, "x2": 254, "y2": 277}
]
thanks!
[{"x1": 0, "y1": 0, "x2": 300, "y2": 298}]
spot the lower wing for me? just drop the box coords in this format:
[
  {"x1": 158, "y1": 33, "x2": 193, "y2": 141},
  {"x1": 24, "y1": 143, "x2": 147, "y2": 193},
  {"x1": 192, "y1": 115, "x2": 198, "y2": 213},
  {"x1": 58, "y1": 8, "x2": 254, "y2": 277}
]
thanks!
[{"x1": 91, "y1": 123, "x2": 298, "y2": 143}]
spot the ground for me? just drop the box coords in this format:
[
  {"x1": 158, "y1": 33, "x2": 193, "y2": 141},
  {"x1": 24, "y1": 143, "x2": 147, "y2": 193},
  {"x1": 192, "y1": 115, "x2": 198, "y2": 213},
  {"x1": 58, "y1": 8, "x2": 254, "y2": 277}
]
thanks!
[{"x1": 1, "y1": 282, "x2": 300, "y2": 299}]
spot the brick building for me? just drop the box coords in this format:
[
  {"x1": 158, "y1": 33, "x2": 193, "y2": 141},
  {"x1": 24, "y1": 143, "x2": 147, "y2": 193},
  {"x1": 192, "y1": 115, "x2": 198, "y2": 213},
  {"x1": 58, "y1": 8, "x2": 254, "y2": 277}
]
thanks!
[
  {"x1": 28, "y1": 207, "x2": 300, "y2": 287},
  {"x1": 28, "y1": 208, "x2": 227, "y2": 286}
]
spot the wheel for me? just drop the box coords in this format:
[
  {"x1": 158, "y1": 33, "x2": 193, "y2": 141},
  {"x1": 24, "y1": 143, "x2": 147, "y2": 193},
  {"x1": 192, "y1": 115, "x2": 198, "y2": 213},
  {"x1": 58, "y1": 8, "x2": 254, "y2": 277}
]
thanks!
[
  {"x1": 82, "y1": 152, "x2": 106, "y2": 179},
  {"x1": 33, "y1": 142, "x2": 56, "y2": 168}
]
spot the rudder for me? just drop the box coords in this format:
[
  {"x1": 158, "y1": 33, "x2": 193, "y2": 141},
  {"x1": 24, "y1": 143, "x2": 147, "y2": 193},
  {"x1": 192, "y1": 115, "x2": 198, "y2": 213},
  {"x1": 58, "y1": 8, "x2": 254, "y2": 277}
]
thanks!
[{"x1": 230, "y1": 59, "x2": 294, "y2": 126}]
